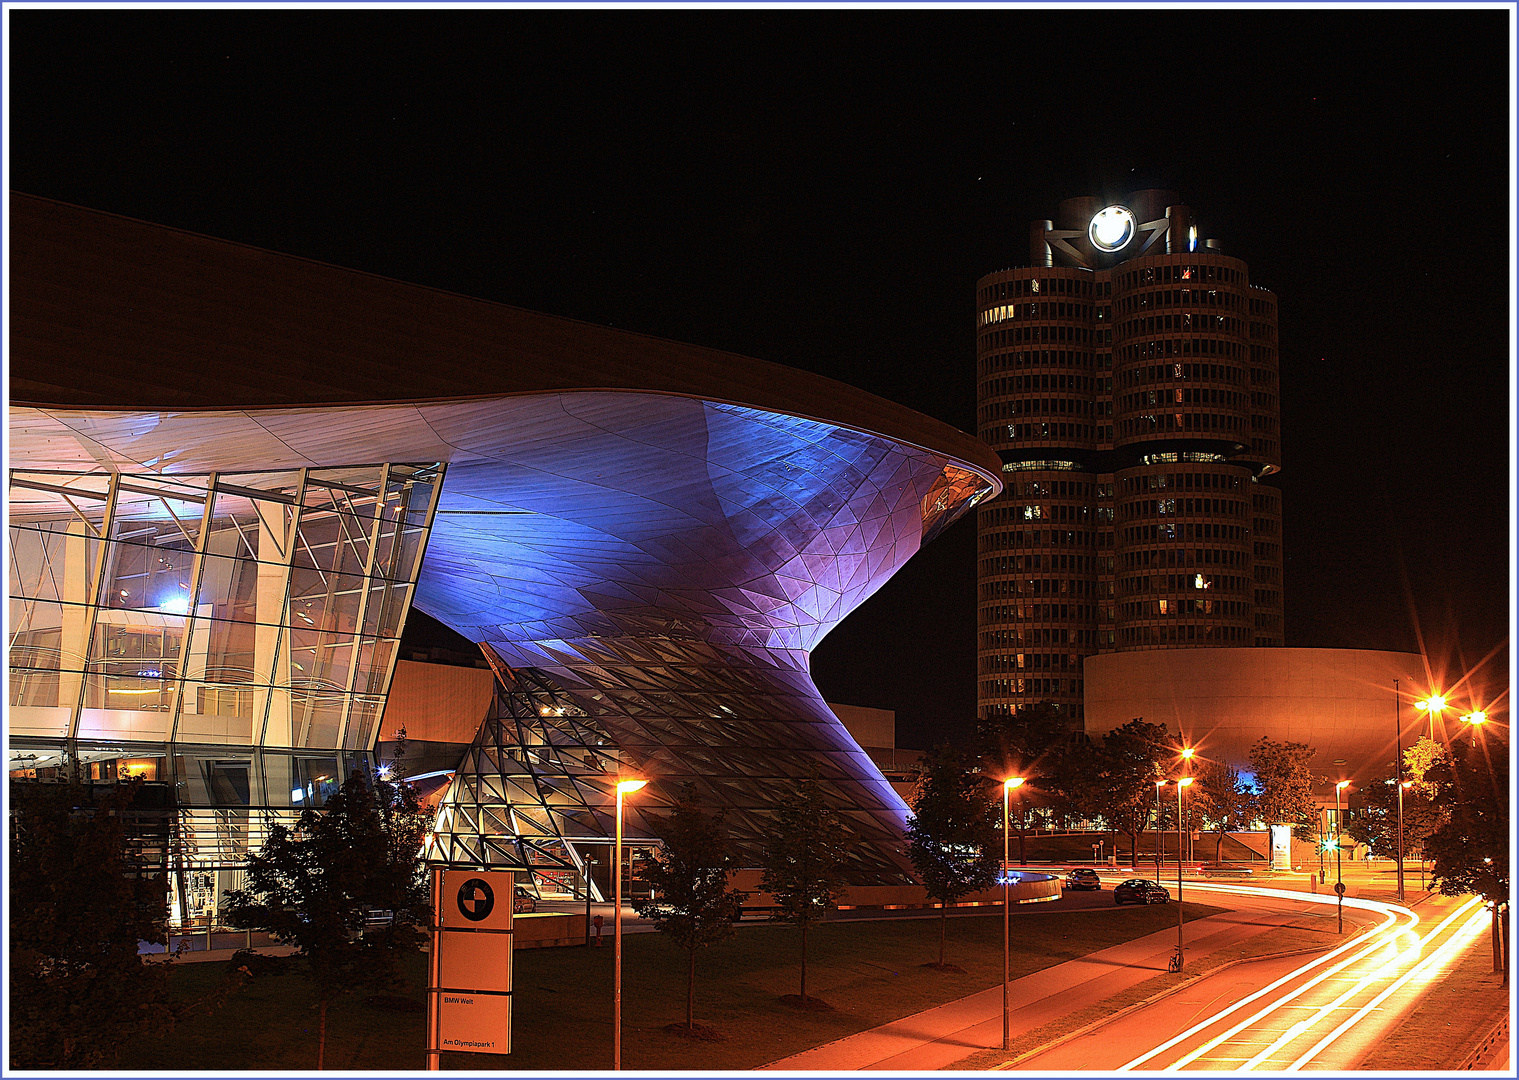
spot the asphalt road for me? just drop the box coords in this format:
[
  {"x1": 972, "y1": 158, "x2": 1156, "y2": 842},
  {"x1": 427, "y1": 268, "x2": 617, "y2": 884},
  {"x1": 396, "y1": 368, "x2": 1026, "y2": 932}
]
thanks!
[{"x1": 1010, "y1": 879, "x2": 1483, "y2": 1071}]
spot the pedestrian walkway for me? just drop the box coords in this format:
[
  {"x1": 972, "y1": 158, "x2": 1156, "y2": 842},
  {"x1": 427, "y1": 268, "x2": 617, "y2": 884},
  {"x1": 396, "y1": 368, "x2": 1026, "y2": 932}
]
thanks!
[{"x1": 761, "y1": 907, "x2": 1318, "y2": 1071}]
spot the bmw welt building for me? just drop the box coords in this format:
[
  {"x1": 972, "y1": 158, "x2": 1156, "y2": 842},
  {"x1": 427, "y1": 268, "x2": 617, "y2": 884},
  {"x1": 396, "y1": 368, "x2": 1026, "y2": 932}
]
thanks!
[{"x1": 7, "y1": 194, "x2": 999, "y2": 924}]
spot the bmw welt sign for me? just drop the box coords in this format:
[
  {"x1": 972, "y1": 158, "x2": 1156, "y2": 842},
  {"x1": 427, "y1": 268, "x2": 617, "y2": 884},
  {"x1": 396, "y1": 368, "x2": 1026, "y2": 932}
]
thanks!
[{"x1": 428, "y1": 869, "x2": 514, "y2": 1063}]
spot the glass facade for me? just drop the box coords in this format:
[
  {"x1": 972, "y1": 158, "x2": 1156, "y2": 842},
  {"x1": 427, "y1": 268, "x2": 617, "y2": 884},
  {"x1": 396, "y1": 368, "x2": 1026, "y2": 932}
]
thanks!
[{"x1": 8, "y1": 463, "x2": 443, "y2": 923}]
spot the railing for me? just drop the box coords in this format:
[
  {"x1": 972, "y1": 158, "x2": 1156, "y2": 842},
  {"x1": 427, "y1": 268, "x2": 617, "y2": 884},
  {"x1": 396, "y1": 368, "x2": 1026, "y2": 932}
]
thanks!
[{"x1": 1454, "y1": 1011, "x2": 1510, "y2": 1070}]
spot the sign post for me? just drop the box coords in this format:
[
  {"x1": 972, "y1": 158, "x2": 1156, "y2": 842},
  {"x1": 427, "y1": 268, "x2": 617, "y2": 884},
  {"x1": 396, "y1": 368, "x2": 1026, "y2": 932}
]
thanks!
[{"x1": 427, "y1": 868, "x2": 515, "y2": 1067}]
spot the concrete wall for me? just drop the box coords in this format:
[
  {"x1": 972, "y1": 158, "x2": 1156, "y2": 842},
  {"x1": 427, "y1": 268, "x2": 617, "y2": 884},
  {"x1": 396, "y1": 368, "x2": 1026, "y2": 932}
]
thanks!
[
  {"x1": 829, "y1": 702, "x2": 896, "y2": 751},
  {"x1": 379, "y1": 659, "x2": 495, "y2": 745},
  {"x1": 1084, "y1": 648, "x2": 1428, "y2": 792}
]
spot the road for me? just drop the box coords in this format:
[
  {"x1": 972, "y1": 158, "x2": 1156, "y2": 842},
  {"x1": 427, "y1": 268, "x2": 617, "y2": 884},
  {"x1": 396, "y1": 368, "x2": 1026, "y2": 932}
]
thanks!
[{"x1": 1009, "y1": 878, "x2": 1487, "y2": 1071}]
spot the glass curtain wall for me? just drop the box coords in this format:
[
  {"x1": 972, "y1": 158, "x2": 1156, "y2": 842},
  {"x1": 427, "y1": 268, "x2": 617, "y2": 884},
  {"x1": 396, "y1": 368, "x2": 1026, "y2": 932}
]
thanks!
[{"x1": 8, "y1": 463, "x2": 443, "y2": 925}]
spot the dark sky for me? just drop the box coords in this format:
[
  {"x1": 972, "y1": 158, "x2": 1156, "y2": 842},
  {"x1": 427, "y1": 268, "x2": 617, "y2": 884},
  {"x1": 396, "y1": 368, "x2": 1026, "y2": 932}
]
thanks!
[{"x1": 9, "y1": 10, "x2": 1512, "y2": 750}]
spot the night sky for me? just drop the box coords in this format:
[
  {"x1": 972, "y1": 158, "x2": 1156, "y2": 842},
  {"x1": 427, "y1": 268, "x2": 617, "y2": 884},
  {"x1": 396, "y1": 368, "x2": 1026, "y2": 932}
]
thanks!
[{"x1": 9, "y1": 10, "x2": 1512, "y2": 750}]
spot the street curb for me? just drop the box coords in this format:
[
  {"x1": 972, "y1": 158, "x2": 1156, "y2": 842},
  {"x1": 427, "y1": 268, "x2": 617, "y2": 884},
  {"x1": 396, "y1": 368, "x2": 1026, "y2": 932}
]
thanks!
[{"x1": 988, "y1": 933, "x2": 1365, "y2": 1070}]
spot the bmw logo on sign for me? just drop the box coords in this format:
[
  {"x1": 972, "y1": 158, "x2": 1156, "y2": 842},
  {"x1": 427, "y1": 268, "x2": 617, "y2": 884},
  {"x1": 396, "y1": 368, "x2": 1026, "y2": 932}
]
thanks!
[{"x1": 457, "y1": 877, "x2": 495, "y2": 922}]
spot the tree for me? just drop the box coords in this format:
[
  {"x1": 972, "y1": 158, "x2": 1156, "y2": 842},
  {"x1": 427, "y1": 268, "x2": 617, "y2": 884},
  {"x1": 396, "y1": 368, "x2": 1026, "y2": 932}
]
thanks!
[
  {"x1": 1248, "y1": 737, "x2": 1318, "y2": 840},
  {"x1": 1042, "y1": 732, "x2": 1109, "y2": 831},
  {"x1": 1195, "y1": 761, "x2": 1257, "y2": 862},
  {"x1": 1424, "y1": 733, "x2": 1509, "y2": 979},
  {"x1": 1344, "y1": 771, "x2": 1444, "y2": 860},
  {"x1": 9, "y1": 780, "x2": 178, "y2": 1068},
  {"x1": 632, "y1": 786, "x2": 742, "y2": 1032},
  {"x1": 223, "y1": 764, "x2": 431, "y2": 1068},
  {"x1": 1095, "y1": 719, "x2": 1171, "y2": 863},
  {"x1": 760, "y1": 774, "x2": 852, "y2": 1004},
  {"x1": 1403, "y1": 736, "x2": 1452, "y2": 796},
  {"x1": 906, "y1": 744, "x2": 999, "y2": 969}
]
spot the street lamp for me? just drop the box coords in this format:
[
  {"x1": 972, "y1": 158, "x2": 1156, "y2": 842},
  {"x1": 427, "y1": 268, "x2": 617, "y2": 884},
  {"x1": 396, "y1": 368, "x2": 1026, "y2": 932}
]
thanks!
[
  {"x1": 1173, "y1": 777, "x2": 1193, "y2": 972},
  {"x1": 1415, "y1": 694, "x2": 1447, "y2": 740},
  {"x1": 1179, "y1": 748, "x2": 1196, "y2": 861},
  {"x1": 1002, "y1": 776, "x2": 1024, "y2": 1051},
  {"x1": 1334, "y1": 780, "x2": 1351, "y2": 934},
  {"x1": 613, "y1": 777, "x2": 646, "y2": 1071},
  {"x1": 1461, "y1": 710, "x2": 1488, "y2": 728},
  {"x1": 1154, "y1": 780, "x2": 1166, "y2": 883},
  {"x1": 1393, "y1": 679, "x2": 1405, "y2": 903}
]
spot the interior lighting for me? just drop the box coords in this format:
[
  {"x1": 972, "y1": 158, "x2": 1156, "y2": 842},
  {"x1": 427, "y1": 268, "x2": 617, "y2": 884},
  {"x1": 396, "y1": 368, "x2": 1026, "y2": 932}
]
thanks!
[{"x1": 1089, "y1": 205, "x2": 1136, "y2": 252}]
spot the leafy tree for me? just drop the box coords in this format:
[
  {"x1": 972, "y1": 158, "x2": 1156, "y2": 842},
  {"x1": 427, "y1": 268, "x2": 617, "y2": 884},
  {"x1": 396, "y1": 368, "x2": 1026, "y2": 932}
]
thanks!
[
  {"x1": 1344, "y1": 771, "x2": 1444, "y2": 859},
  {"x1": 1424, "y1": 733, "x2": 1509, "y2": 979},
  {"x1": 1403, "y1": 736, "x2": 1451, "y2": 796},
  {"x1": 1042, "y1": 732, "x2": 1109, "y2": 831},
  {"x1": 1248, "y1": 737, "x2": 1318, "y2": 840},
  {"x1": 973, "y1": 701, "x2": 1068, "y2": 781},
  {"x1": 906, "y1": 744, "x2": 999, "y2": 968},
  {"x1": 223, "y1": 765, "x2": 431, "y2": 1068},
  {"x1": 760, "y1": 774, "x2": 851, "y2": 1003},
  {"x1": 632, "y1": 785, "x2": 742, "y2": 1031},
  {"x1": 1095, "y1": 719, "x2": 1171, "y2": 863},
  {"x1": 1195, "y1": 761, "x2": 1257, "y2": 862},
  {"x1": 9, "y1": 780, "x2": 178, "y2": 1068}
]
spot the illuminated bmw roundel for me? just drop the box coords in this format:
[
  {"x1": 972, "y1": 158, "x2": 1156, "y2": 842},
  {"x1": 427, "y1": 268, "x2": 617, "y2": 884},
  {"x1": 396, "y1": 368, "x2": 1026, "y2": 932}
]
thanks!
[{"x1": 1088, "y1": 205, "x2": 1136, "y2": 252}]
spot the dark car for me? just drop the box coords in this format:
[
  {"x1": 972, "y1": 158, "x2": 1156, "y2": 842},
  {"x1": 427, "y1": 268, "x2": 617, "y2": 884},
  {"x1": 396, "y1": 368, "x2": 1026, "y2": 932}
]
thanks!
[
  {"x1": 1113, "y1": 878, "x2": 1171, "y2": 905},
  {"x1": 513, "y1": 886, "x2": 536, "y2": 914},
  {"x1": 1064, "y1": 868, "x2": 1102, "y2": 890}
]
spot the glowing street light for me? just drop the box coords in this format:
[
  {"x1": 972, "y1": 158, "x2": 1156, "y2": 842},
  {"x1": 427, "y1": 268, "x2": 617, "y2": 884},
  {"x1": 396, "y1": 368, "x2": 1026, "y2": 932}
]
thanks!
[
  {"x1": 1415, "y1": 694, "x2": 1448, "y2": 740},
  {"x1": 1002, "y1": 776, "x2": 1024, "y2": 1051},
  {"x1": 1334, "y1": 780, "x2": 1351, "y2": 934},
  {"x1": 613, "y1": 777, "x2": 646, "y2": 1071},
  {"x1": 1179, "y1": 748, "x2": 1196, "y2": 861},
  {"x1": 1461, "y1": 710, "x2": 1488, "y2": 726},
  {"x1": 1173, "y1": 777, "x2": 1194, "y2": 971},
  {"x1": 1393, "y1": 679, "x2": 1406, "y2": 902}
]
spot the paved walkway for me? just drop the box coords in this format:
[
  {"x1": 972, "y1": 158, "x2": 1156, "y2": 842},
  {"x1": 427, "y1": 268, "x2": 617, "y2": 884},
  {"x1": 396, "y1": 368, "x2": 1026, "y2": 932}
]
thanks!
[{"x1": 761, "y1": 904, "x2": 1323, "y2": 1071}]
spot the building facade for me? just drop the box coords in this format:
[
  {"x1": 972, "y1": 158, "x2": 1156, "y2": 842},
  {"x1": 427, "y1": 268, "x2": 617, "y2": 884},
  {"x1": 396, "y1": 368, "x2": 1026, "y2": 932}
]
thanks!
[
  {"x1": 8, "y1": 194, "x2": 1001, "y2": 922},
  {"x1": 1083, "y1": 648, "x2": 1428, "y2": 801},
  {"x1": 975, "y1": 191, "x2": 1283, "y2": 729}
]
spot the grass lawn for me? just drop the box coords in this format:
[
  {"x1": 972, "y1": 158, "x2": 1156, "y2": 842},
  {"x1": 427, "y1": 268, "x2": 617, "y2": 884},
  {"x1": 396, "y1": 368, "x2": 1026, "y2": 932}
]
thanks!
[{"x1": 118, "y1": 901, "x2": 1223, "y2": 1071}]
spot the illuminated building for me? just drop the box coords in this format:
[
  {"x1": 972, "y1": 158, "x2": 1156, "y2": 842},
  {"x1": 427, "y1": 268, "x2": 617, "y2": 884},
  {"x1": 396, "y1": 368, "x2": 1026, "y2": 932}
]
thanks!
[
  {"x1": 7, "y1": 194, "x2": 1000, "y2": 919},
  {"x1": 975, "y1": 191, "x2": 1283, "y2": 729}
]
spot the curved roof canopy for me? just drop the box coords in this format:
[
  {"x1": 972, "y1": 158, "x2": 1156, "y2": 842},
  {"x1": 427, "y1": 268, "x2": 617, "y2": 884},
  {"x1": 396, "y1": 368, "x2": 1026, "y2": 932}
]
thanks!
[{"x1": 9, "y1": 192, "x2": 1001, "y2": 487}]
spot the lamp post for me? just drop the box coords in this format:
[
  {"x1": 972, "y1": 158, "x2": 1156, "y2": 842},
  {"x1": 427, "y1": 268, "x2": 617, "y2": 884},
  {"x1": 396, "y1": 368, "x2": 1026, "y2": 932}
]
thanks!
[
  {"x1": 1174, "y1": 777, "x2": 1193, "y2": 971},
  {"x1": 1154, "y1": 780, "x2": 1166, "y2": 883},
  {"x1": 1393, "y1": 679, "x2": 1405, "y2": 903},
  {"x1": 1415, "y1": 694, "x2": 1447, "y2": 741},
  {"x1": 1461, "y1": 710, "x2": 1488, "y2": 732},
  {"x1": 613, "y1": 777, "x2": 646, "y2": 1071},
  {"x1": 1180, "y1": 748, "x2": 1196, "y2": 863},
  {"x1": 1334, "y1": 780, "x2": 1350, "y2": 934},
  {"x1": 1002, "y1": 777, "x2": 1024, "y2": 1051}
]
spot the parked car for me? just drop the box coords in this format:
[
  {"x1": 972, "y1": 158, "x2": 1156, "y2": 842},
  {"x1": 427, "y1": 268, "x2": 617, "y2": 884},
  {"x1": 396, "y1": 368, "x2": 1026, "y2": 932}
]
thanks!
[
  {"x1": 513, "y1": 886, "x2": 536, "y2": 914},
  {"x1": 1200, "y1": 862, "x2": 1255, "y2": 878},
  {"x1": 1113, "y1": 879, "x2": 1172, "y2": 905},
  {"x1": 1064, "y1": 868, "x2": 1102, "y2": 890}
]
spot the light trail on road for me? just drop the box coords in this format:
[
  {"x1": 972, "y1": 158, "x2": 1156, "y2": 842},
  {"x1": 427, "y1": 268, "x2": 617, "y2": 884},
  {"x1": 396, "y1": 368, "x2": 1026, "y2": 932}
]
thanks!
[
  {"x1": 1104, "y1": 881, "x2": 1483, "y2": 1071},
  {"x1": 1281, "y1": 900, "x2": 1490, "y2": 1071}
]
